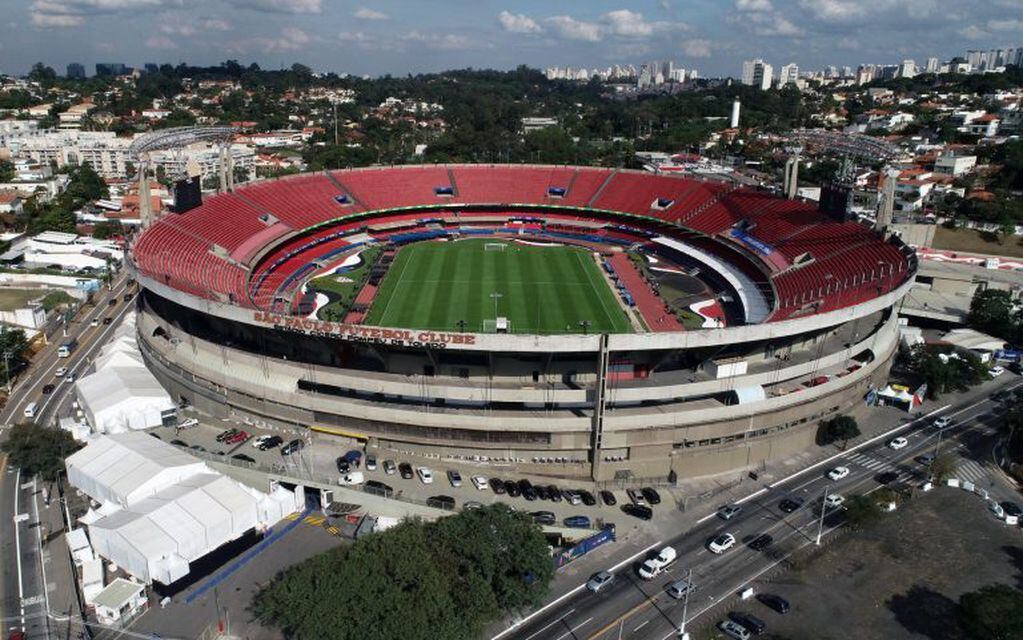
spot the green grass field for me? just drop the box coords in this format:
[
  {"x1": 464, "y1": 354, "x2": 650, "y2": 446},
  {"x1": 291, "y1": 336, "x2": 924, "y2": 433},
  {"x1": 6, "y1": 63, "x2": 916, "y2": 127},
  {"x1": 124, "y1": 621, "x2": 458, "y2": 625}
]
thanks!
[{"x1": 363, "y1": 239, "x2": 632, "y2": 334}]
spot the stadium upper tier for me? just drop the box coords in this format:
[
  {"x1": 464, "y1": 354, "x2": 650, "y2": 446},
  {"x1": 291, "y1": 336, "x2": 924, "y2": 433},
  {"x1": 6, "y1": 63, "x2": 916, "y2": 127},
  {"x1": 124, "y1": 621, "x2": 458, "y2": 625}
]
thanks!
[{"x1": 130, "y1": 165, "x2": 915, "y2": 325}]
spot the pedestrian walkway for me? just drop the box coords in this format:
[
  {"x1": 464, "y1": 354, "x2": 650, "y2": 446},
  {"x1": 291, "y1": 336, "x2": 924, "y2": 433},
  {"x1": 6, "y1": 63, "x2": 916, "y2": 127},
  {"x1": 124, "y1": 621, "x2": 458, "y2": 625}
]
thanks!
[
  {"x1": 846, "y1": 451, "x2": 893, "y2": 472},
  {"x1": 955, "y1": 459, "x2": 989, "y2": 483}
]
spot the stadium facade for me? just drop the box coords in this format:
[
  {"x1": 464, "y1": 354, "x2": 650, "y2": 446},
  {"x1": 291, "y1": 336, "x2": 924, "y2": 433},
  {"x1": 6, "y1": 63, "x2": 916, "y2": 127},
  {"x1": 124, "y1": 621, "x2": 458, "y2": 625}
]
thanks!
[{"x1": 129, "y1": 165, "x2": 916, "y2": 482}]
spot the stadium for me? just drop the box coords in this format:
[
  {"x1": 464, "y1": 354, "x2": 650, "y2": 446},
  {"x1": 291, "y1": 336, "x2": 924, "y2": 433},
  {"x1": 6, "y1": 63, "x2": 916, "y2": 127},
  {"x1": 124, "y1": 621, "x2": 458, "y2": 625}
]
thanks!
[{"x1": 128, "y1": 165, "x2": 917, "y2": 482}]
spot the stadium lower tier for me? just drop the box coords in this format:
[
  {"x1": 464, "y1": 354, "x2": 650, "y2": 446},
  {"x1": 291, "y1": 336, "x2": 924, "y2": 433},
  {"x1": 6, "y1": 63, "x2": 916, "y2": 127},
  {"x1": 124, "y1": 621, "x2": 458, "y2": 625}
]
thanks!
[{"x1": 136, "y1": 288, "x2": 901, "y2": 481}]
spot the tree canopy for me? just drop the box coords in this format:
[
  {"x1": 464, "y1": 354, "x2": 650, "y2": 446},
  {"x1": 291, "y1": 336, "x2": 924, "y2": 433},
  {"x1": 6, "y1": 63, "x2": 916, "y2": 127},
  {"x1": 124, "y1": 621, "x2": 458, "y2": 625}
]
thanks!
[
  {"x1": 817, "y1": 415, "x2": 861, "y2": 448},
  {"x1": 968, "y1": 289, "x2": 1022, "y2": 346},
  {"x1": 958, "y1": 584, "x2": 1023, "y2": 640},
  {"x1": 1, "y1": 423, "x2": 81, "y2": 481},
  {"x1": 252, "y1": 503, "x2": 554, "y2": 640},
  {"x1": 908, "y1": 344, "x2": 990, "y2": 399}
]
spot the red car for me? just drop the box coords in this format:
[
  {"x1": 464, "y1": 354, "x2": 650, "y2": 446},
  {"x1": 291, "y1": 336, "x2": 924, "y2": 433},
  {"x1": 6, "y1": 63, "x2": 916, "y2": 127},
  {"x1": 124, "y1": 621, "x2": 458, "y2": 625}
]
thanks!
[{"x1": 225, "y1": 430, "x2": 249, "y2": 445}]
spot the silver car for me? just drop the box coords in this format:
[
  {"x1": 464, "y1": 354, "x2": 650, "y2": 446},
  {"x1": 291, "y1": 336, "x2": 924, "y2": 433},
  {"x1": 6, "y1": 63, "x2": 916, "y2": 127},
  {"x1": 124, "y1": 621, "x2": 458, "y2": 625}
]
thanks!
[{"x1": 586, "y1": 570, "x2": 615, "y2": 593}]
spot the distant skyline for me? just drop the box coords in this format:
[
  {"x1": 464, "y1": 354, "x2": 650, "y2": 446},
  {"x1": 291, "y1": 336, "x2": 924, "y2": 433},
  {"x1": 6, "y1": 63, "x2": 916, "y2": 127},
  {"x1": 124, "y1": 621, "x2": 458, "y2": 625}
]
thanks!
[{"x1": 2, "y1": 0, "x2": 1022, "y2": 78}]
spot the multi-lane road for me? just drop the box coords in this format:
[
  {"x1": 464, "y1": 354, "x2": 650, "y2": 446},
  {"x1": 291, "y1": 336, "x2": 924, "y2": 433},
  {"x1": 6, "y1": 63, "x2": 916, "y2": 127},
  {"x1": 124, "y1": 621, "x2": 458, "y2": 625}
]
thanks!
[
  {"x1": 1, "y1": 271, "x2": 133, "y2": 639},
  {"x1": 503, "y1": 378, "x2": 1021, "y2": 640}
]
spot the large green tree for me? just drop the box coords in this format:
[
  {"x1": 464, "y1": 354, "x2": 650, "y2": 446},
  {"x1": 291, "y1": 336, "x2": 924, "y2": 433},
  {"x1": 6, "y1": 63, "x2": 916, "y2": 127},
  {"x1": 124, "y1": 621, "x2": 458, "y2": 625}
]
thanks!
[
  {"x1": 253, "y1": 504, "x2": 553, "y2": 640},
  {"x1": 817, "y1": 415, "x2": 861, "y2": 448},
  {"x1": 959, "y1": 584, "x2": 1023, "y2": 640},
  {"x1": 967, "y1": 289, "x2": 1022, "y2": 345},
  {"x1": 909, "y1": 344, "x2": 990, "y2": 399},
  {"x1": 1, "y1": 424, "x2": 80, "y2": 480}
]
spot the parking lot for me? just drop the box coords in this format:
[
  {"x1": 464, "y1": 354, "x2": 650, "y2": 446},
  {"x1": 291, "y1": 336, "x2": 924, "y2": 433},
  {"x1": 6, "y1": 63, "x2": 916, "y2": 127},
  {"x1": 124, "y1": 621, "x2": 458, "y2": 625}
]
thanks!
[{"x1": 713, "y1": 488, "x2": 1023, "y2": 640}]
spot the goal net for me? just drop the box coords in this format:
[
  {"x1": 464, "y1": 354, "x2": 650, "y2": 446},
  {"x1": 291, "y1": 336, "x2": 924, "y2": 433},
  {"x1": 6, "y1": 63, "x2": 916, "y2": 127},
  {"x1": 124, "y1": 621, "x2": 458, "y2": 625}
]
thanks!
[
  {"x1": 482, "y1": 318, "x2": 512, "y2": 333},
  {"x1": 484, "y1": 242, "x2": 506, "y2": 252}
]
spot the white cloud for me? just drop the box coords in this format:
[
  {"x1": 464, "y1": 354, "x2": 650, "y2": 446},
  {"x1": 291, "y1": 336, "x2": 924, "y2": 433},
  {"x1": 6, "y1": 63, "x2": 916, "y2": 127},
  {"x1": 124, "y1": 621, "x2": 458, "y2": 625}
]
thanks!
[
  {"x1": 545, "y1": 15, "x2": 603, "y2": 42},
  {"x1": 146, "y1": 34, "x2": 178, "y2": 49},
  {"x1": 959, "y1": 24, "x2": 989, "y2": 39},
  {"x1": 30, "y1": 0, "x2": 179, "y2": 28},
  {"x1": 159, "y1": 16, "x2": 231, "y2": 36},
  {"x1": 31, "y1": 12, "x2": 84, "y2": 27},
  {"x1": 681, "y1": 38, "x2": 712, "y2": 58},
  {"x1": 735, "y1": 0, "x2": 773, "y2": 12},
  {"x1": 201, "y1": 18, "x2": 231, "y2": 31},
  {"x1": 987, "y1": 18, "x2": 1023, "y2": 31},
  {"x1": 401, "y1": 31, "x2": 481, "y2": 51},
  {"x1": 603, "y1": 9, "x2": 655, "y2": 37},
  {"x1": 498, "y1": 10, "x2": 542, "y2": 34},
  {"x1": 230, "y1": 26, "x2": 315, "y2": 53},
  {"x1": 735, "y1": 11, "x2": 804, "y2": 36},
  {"x1": 354, "y1": 7, "x2": 389, "y2": 20},
  {"x1": 227, "y1": 0, "x2": 321, "y2": 14}
]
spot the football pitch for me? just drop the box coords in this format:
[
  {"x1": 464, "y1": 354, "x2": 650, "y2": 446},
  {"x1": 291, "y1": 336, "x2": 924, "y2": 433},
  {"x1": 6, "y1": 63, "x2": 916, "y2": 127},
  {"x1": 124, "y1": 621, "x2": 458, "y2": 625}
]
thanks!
[{"x1": 363, "y1": 239, "x2": 632, "y2": 334}]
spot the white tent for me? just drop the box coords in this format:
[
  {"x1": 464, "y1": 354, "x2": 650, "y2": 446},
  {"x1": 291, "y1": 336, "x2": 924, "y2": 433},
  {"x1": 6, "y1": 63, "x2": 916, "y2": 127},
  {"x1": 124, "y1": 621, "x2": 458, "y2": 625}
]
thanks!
[
  {"x1": 66, "y1": 432, "x2": 207, "y2": 508},
  {"x1": 74, "y1": 312, "x2": 176, "y2": 434},
  {"x1": 86, "y1": 473, "x2": 295, "y2": 584}
]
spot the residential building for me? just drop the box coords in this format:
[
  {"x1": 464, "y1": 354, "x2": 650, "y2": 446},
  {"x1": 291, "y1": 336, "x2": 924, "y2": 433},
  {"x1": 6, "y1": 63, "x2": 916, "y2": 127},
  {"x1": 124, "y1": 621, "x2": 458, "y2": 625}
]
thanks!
[
  {"x1": 741, "y1": 59, "x2": 773, "y2": 90},
  {"x1": 778, "y1": 63, "x2": 799, "y2": 87},
  {"x1": 933, "y1": 153, "x2": 977, "y2": 177},
  {"x1": 925, "y1": 57, "x2": 940, "y2": 74},
  {"x1": 95, "y1": 63, "x2": 127, "y2": 77},
  {"x1": 66, "y1": 63, "x2": 86, "y2": 79}
]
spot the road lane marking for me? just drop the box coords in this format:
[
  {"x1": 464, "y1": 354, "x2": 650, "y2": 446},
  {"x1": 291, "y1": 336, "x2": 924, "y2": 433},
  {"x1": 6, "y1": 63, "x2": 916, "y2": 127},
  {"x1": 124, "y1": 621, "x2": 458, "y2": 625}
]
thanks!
[
  {"x1": 554, "y1": 616, "x2": 593, "y2": 640},
  {"x1": 633, "y1": 620, "x2": 649, "y2": 632},
  {"x1": 521, "y1": 609, "x2": 576, "y2": 640}
]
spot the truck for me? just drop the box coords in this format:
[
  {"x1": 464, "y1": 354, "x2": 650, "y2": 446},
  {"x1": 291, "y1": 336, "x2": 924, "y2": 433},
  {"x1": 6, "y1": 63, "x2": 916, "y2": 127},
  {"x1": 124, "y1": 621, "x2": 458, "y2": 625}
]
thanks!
[{"x1": 57, "y1": 340, "x2": 78, "y2": 358}]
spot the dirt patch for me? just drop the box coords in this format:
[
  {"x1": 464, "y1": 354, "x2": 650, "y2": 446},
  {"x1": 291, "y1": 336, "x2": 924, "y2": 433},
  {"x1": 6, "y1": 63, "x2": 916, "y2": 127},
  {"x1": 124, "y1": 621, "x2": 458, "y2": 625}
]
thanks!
[
  {"x1": 741, "y1": 489, "x2": 1023, "y2": 640},
  {"x1": 932, "y1": 226, "x2": 1023, "y2": 259}
]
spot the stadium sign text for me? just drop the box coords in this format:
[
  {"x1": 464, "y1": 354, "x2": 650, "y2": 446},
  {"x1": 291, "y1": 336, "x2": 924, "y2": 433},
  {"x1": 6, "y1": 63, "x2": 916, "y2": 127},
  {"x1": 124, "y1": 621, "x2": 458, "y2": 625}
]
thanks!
[{"x1": 252, "y1": 312, "x2": 477, "y2": 348}]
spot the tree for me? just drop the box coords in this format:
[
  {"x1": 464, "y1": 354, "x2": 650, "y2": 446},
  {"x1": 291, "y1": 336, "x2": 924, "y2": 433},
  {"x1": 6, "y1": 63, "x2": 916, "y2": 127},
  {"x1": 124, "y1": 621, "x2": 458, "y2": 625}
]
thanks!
[
  {"x1": 958, "y1": 584, "x2": 1023, "y2": 640},
  {"x1": 908, "y1": 344, "x2": 991, "y2": 399},
  {"x1": 967, "y1": 289, "x2": 1022, "y2": 345},
  {"x1": 1, "y1": 424, "x2": 81, "y2": 481},
  {"x1": 843, "y1": 494, "x2": 883, "y2": 530},
  {"x1": 0, "y1": 159, "x2": 14, "y2": 182},
  {"x1": 28, "y1": 62, "x2": 57, "y2": 84},
  {"x1": 817, "y1": 415, "x2": 861, "y2": 448},
  {"x1": 0, "y1": 327, "x2": 29, "y2": 385},
  {"x1": 928, "y1": 452, "x2": 958, "y2": 483}
]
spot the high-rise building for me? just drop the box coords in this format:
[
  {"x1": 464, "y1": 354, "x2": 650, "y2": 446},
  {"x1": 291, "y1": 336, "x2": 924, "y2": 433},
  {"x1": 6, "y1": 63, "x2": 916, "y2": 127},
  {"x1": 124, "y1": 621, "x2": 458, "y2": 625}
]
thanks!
[
  {"x1": 144, "y1": 63, "x2": 159, "y2": 74},
  {"x1": 741, "y1": 59, "x2": 773, "y2": 90},
  {"x1": 66, "y1": 63, "x2": 86, "y2": 79},
  {"x1": 925, "y1": 57, "x2": 940, "y2": 74},
  {"x1": 778, "y1": 63, "x2": 799, "y2": 87},
  {"x1": 95, "y1": 63, "x2": 127, "y2": 77},
  {"x1": 897, "y1": 59, "x2": 916, "y2": 78}
]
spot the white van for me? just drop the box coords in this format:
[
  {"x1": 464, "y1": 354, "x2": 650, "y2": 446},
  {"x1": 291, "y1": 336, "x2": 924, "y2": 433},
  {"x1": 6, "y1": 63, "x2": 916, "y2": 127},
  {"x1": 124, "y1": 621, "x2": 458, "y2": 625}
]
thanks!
[
  {"x1": 23, "y1": 402, "x2": 38, "y2": 419},
  {"x1": 338, "y1": 472, "x2": 365, "y2": 486},
  {"x1": 638, "y1": 545, "x2": 677, "y2": 580}
]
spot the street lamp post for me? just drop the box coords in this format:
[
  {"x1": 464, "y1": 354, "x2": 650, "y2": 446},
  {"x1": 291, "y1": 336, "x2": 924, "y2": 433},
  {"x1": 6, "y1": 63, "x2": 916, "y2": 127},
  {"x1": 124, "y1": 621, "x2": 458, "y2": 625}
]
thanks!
[
  {"x1": 677, "y1": 567, "x2": 694, "y2": 639},
  {"x1": 815, "y1": 483, "x2": 831, "y2": 546}
]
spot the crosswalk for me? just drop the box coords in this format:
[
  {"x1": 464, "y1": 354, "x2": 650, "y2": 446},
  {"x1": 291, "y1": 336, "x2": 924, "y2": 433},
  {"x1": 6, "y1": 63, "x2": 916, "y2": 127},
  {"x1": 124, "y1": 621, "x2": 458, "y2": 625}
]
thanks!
[
  {"x1": 845, "y1": 451, "x2": 894, "y2": 472},
  {"x1": 840, "y1": 451, "x2": 991, "y2": 484},
  {"x1": 955, "y1": 459, "x2": 989, "y2": 484}
]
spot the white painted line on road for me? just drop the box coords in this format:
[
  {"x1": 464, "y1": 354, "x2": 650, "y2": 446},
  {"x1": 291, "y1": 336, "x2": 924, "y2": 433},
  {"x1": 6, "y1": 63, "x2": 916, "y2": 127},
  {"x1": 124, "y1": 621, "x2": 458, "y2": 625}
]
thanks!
[
  {"x1": 521, "y1": 609, "x2": 576, "y2": 640},
  {"x1": 492, "y1": 539, "x2": 663, "y2": 640},
  {"x1": 31, "y1": 474, "x2": 50, "y2": 616},
  {"x1": 554, "y1": 616, "x2": 593, "y2": 640},
  {"x1": 633, "y1": 620, "x2": 649, "y2": 632},
  {"x1": 12, "y1": 468, "x2": 24, "y2": 632}
]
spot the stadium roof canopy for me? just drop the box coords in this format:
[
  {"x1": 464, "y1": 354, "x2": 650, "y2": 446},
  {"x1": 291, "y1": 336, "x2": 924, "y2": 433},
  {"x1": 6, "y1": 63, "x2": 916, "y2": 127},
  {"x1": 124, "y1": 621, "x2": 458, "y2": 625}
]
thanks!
[{"x1": 66, "y1": 432, "x2": 207, "y2": 508}]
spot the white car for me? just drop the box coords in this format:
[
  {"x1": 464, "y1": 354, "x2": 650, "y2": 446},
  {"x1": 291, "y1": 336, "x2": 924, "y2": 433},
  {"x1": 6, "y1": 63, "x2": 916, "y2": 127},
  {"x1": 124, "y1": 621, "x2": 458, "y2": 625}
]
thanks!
[
  {"x1": 988, "y1": 500, "x2": 1005, "y2": 520},
  {"x1": 888, "y1": 436, "x2": 909, "y2": 450},
  {"x1": 586, "y1": 570, "x2": 615, "y2": 593},
  {"x1": 933, "y1": 416, "x2": 952, "y2": 429},
  {"x1": 251, "y1": 434, "x2": 272, "y2": 448},
  {"x1": 90, "y1": 318, "x2": 100, "y2": 327},
  {"x1": 54, "y1": 367, "x2": 68, "y2": 377},
  {"x1": 446, "y1": 469, "x2": 463, "y2": 488},
  {"x1": 417, "y1": 467, "x2": 434, "y2": 484},
  {"x1": 827, "y1": 466, "x2": 850, "y2": 481},
  {"x1": 708, "y1": 533, "x2": 736, "y2": 554},
  {"x1": 471, "y1": 475, "x2": 488, "y2": 491},
  {"x1": 637, "y1": 546, "x2": 677, "y2": 580},
  {"x1": 823, "y1": 493, "x2": 845, "y2": 509},
  {"x1": 989, "y1": 366, "x2": 1005, "y2": 377},
  {"x1": 337, "y1": 471, "x2": 365, "y2": 486}
]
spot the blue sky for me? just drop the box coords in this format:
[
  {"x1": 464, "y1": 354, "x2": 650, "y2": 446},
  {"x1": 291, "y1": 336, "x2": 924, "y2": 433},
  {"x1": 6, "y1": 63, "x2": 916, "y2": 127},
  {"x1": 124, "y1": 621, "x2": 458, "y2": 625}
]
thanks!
[{"x1": 3, "y1": 0, "x2": 1022, "y2": 77}]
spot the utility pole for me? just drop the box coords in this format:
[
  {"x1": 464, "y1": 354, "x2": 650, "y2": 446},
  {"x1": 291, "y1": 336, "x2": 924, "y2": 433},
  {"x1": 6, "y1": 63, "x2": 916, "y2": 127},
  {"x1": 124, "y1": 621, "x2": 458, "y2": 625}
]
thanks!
[
  {"x1": 2, "y1": 351, "x2": 10, "y2": 394},
  {"x1": 677, "y1": 567, "x2": 694, "y2": 639},
  {"x1": 815, "y1": 484, "x2": 831, "y2": 546}
]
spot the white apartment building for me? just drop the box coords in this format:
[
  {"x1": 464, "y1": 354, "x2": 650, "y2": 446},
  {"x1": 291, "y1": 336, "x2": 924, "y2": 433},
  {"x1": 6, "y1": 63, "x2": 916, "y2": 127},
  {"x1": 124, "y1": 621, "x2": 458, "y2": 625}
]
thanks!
[
  {"x1": 741, "y1": 59, "x2": 773, "y2": 90},
  {"x1": 778, "y1": 63, "x2": 799, "y2": 87},
  {"x1": 933, "y1": 154, "x2": 977, "y2": 177}
]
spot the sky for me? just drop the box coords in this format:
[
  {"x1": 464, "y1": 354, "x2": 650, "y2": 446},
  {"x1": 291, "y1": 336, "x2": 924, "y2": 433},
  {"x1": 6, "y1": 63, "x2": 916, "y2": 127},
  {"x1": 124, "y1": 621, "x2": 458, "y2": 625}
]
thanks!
[{"x1": 2, "y1": 0, "x2": 1022, "y2": 78}]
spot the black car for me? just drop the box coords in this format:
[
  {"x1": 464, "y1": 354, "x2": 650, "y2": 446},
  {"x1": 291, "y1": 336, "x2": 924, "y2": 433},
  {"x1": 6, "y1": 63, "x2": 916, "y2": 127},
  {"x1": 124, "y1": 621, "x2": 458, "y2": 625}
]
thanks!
[
  {"x1": 547, "y1": 485, "x2": 563, "y2": 502},
  {"x1": 518, "y1": 479, "x2": 537, "y2": 501},
  {"x1": 258, "y1": 435, "x2": 283, "y2": 451},
  {"x1": 534, "y1": 485, "x2": 549, "y2": 500},
  {"x1": 148, "y1": 432, "x2": 161, "y2": 439},
  {"x1": 123, "y1": 293, "x2": 133, "y2": 302},
  {"x1": 216, "y1": 428, "x2": 238, "y2": 443},
  {"x1": 729, "y1": 611, "x2": 767, "y2": 635},
  {"x1": 41, "y1": 384, "x2": 55, "y2": 394},
  {"x1": 102, "y1": 317, "x2": 113, "y2": 325},
  {"x1": 641, "y1": 487, "x2": 661, "y2": 505},
  {"x1": 506, "y1": 481, "x2": 522, "y2": 498},
  {"x1": 875, "y1": 471, "x2": 899, "y2": 485},
  {"x1": 757, "y1": 594, "x2": 790, "y2": 614},
  {"x1": 190, "y1": 444, "x2": 207, "y2": 452},
  {"x1": 427, "y1": 495, "x2": 456, "y2": 510},
  {"x1": 1001, "y1": 502, "x2": 1023, "y2": 518},
  {"x1": 600, "y1": 490, "x2": 617, "y2": 506},
  {"x1": 398, "y1": 462, "x2": 414, "y2": 479},
  {"x1": 748, "y1": 533, "x2": 773, "y2": 551},
  {"x1": 778, "y1": 496, "x2": 805, "y2": 513},
  {"x1": 579, "y1": 490, "x2": 597, "y2": 506},
  {"x1": 336, "y1": 457, "x2": 352, "y2": 474},
  {"x1": 280, "y1": 439, "x2": 304, "y2": 455},
  {"x1": 622, "y1": 503, "x2": 653, "y2": 520},
  {"x1": 489, "y1": 478, "x2": 507, "y2": 494},
  {"x1": 232, "y1": 454, "x2": 256, "y2": 463},
  {"x1": 364, "y1": 480, "x2": 394, "y2": 498},
  {"x1": 107, "y1": 298, "x2": 117, "y2": 306},
  {"x1": 531, "y1": 510, "x2": 556, "y2": 525},
  {"x1": 170, "y1": 439, "x2": 187, "y2": 447}
]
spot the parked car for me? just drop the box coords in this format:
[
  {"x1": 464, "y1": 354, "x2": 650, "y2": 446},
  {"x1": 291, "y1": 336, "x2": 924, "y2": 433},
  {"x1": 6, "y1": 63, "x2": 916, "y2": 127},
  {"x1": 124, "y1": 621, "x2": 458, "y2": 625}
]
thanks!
[
  {"x1": 54, "y1": 367, "x2": 67, "y2": 377},
  {"x1": 989, "y1": 365, "x2": 1006, "y2": 377},
  {"x1": 563, "y1": 515, "x2": 591, "y2": 529},
  {"x1": 102, "y1": 317, "x2": 113, "y2": 325},
  {"x1": 933, "y1": 416, "x2": 953, "y2": 429},
  {"x1": 398, "y1": 462, "x2": 414, "y2": 479},
  {"x1": 729, "y1": 611, "x2": 767, "y2": 636},
  {"x1": 90, "y1": 318, "x2": 100, "y2": 327},
  {"x1": 916, "y1": 452, "x2": 936, "y2": 465},
  {"x1": 338, "y1": 472, "x2": 365, "y2": 486},
  {"x1": 717, "y1": 504, "x2": 743, "y2": 520},
  {"x1": 989, "y1": 500, "x2": 1006, "y2": 520},
  {"x1": 518, "y1": 479, "x2": 537, "y2": 500},
  {"x1": 258, "y1": 435, "x2": 283, "y2": 451},
  {"x1": 426, "y1": 495, "x2": 455, "y2": 510},
  {"x1": 578, "y1": 489, "x2": 597, "y2": 506},
  {"x1": 216, "y1": 428, "x2": 239, "y2": 443},
  {"x1": 417, "y1": 467, "x2": 434, "y2": 484},
  {"x1": 756, "y1": 593, "x2": 790, "y2": 614},
  {"x1": 822, "y1": 493, "x2": 845, "y2": 510},
  {"x1": 546, "y1": 485, "x2": 563, "y2": 502},
  {"x1": 638, "y1": 546, "x2": 677, "y2": 580},
  {"x1": 748, "y1": 533, "x2": 773, "y2": 551},
  {"x1": 489, "y1": 478, "x2": 507, "y2": 494},
  {"x1": 232, "y1": 454, "x2": 256, "y2": 463},
  {"x1": 626, "y1": 488, "x2": 647, "y2": 506},
  {"x1": 342, "y1": 450, "x2": 363, "y2": 467},
  {"x1": 586, "y1": 570, "x2": 615, "y2": 593},
  {"x1": 718, "y1": 619, "x2": 752, "y2": 640},
  {"x1": 251, "y1": 435, "x2": 274, "y2": 450},
  {"x1": 778, "y1": 496, "x2": 804, "y2": 513},
  {"x1": 641, "y1": 487, "x2": 661, "y2": 505},
  {"x1": 471, "y1": 475, "x2": 488, "y2": 490},
  {"x1": 280, "y1": 439, "x2": 304, "y2": 455},
  {"x1": 531, "y1": 510, "x2": 556, "y2": 525},
  {"x1": 336, "y1": 457, "x2": 352, "y2": 474},
  {"x1": 600, "y1": 490, "x2": 617, "y2": 506},
  {"x1": 1001, "y1": 502, "x2": 1023, "y2": 519},
  {"x1": 888, "y1": 436, "x2": 909, "y2": 450},
  {"x1": 708, "y1": 533, "x2": 736, "y2": 554},
  {"x1": 463, "y1": 501, "x2": 484, "y2": 510},
  {"x1": 505, "y1": 480, "x2": 521, "y2": 497},
  {"x1": 365, "y1": 454, "x2": 377, "y2": 471},
  {"x1": 534, "y1": 485, "x2": 549, "y2": 500},
  {"x1": 170, "y1": 439, "x2": 187, "y2": 447},
  {"x1": 364, "y1": 480, "x2": 393, "y2": 498},
  {"x1": 622, "y1": 503, "x2": 653, "y2": 520},
  {"x1": 225, "y1": 430, "x2": 249, "y2": 445},
  {"x1": 447, "y1": 469, "x2": 463, "y2": 488},
  {"x1": 827, "y1": 466, "x2": 850, "y2": 481},
  {"x1": 383, "y1": 459, "x2": 397, "y2": 475}
]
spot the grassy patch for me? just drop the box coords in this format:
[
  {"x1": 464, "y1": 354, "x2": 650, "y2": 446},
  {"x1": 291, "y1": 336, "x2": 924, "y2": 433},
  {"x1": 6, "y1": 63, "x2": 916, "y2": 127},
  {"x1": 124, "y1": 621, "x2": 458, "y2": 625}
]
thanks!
[
  {"x1": 0, "y1": 288, "x2": 49, "y2": 311},
  {"x1": 307, "y1": 244, "x2": 382, "y2": 321},
  {"x1": 932, "y1": 226, "x2": 1023, "y2": 258}
]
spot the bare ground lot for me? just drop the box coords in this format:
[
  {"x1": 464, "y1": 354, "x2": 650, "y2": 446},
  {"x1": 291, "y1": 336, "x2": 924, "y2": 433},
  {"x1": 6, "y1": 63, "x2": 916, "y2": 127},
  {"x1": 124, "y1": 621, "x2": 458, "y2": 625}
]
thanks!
[
  {"x1": 932, "y1": 226, "x2": 1023, "y2": 259},
  {"x1": 703, "y1": 488, "x2": 1022, "y2": 640}
]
